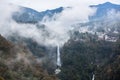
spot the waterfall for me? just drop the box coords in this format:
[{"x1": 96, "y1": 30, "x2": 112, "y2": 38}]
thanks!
[
  {"x1": 55, "y1": 44, "x2": 61, "y2": 74},
  {"x1": 92, "y1": 74, "x2": 95, "y2": 80},
  {"x1": 57, "y1": 44, "x2": 61, "y2": 67}
]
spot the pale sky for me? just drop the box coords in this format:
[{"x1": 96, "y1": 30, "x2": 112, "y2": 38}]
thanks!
[{"x1": 8, "y1": 0, "x2": 120, "y2": 11}]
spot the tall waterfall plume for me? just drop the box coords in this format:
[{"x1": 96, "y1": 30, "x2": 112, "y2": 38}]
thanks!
[
  {"x1": 57, "y1": 44, "x2": 61, "y2": 67},
  {"x1": 55, "y1": 44, "x2": 61, "y2": 74},
  {"x1": 92, "y1": 74, "x2": 95, "y2": 80}
]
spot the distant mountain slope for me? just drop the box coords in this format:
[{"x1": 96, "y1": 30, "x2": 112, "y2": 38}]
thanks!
[
  {"x1": 89, "y1": 2, "x2": 120, "y2": 20},
  {"x1": 72, "y1": 2, "x2": 120, "y2": 42},
  {"x1": 12, "y1": 2, "x2": 120, "y2": 23},
  {"x1": 12, "y1": 6, "x2": 63, "y2": 23}
]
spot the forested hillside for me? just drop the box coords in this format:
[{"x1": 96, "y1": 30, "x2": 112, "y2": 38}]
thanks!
[{"x1": 0, "y1": 35, "x2": 58, "y2": 80}]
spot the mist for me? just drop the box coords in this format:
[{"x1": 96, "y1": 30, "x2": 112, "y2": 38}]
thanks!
[
  {"x1": 0, "y1": 0, "x2": 97, "y2": 47},
  {"x1": 1, "y1": 0, "x2": 120, "y2": 48}
]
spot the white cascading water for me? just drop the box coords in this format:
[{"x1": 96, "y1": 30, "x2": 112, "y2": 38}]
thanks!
[
  {"x1": 57, "y1": 44, "x2": 61, "y2": 67},
  {"x1": 92, "y1": 74, "x2": 95, "y2": 80},
  {"x1": 55, "y1": 44, "x2": 61, "y2": 74}
]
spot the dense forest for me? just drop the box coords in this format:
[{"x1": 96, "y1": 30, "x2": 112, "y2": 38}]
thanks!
[
  {"x1": 0, "y1": 35, "x2": 58, "y2": 80},
  {"x1": 0, "y1": 30, "x2": 120, "y2": 80},
  {"x1": 58, "y1": 32, "x2": 120, "y2": 80}
]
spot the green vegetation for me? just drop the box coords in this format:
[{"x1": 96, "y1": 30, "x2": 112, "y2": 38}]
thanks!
[
  {"x1": 95, "y1": 39, "x2": 120, "y2": 80},
  {"x1": 58, "y1": 32, "x2": 120, "y2": 80},
  {"x1": 0, "y1": 31, "x2": 120, "y2": 80},
  {"x1": 0, "y1": 35, "x2": 58, "y2": 80}
]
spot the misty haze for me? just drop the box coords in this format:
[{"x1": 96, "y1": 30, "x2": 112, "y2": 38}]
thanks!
[{"x1": 0, "y1": 0, "x2": 120, "y2": 80}]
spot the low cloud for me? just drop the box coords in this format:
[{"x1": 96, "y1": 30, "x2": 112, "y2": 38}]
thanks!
[
  {"x1": 1, "y1": 0, "x2": 120, "y2": 47},
  {"x1": 0, "y1": 0, "x2": 96, "y2": 47}
]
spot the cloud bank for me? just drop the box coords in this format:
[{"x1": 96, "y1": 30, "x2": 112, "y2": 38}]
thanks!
[
  {"x1": 0, "y1": 0, "x2": 94, "y2": 46},
  {"x1": 0, "y1": 0, "x2": 120, "y2": 47}
]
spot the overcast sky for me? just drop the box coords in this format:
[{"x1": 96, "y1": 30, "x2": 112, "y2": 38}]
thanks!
[{"x1": 8, "y1": 0, "x2": 120, "y2": 11}]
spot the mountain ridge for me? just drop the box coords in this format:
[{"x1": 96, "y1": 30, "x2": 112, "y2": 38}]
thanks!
[
  {"x1": 12, "y1": 2, "x2": 120, "y2": 23},
  {"x1": 12, "y1": 6, "x2": 64, "y2": 23},
  {"x1": 89, "y1": 2, "x2": 120, "y2": 20}
]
